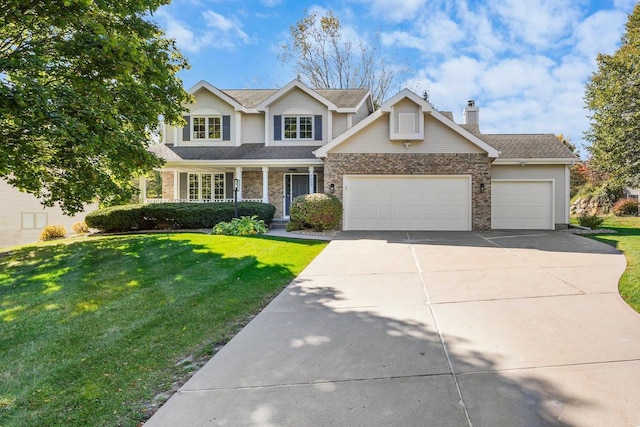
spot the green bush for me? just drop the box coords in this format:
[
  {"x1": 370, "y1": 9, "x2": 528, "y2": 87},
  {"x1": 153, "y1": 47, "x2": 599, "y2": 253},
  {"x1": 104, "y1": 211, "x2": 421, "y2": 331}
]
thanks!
[
  {"x1": 85, "y1": 202, "x2": 276, "y2": 232},
  {"x1": 85, "y1": 204, "x2": 149, "y2": 232},
  {"x1": 39, "y1": 225, "x2": 67, "y2": 241},
  {"x1": 290, "y1": 193, "x2": 342, "y2": 231},
  {"x1": 578, "y1": 213, "x2": 604, "y2": 230},
  {"x1": 591, "y1": 181, "x2": 624, "y2": 213},
  {"x1": 212, "y1": 216, "x2": 268, "y2": 236},
  {"x1": 286, "y1": 221, "x2": 303, "y2": 232},
  {"x1": 612, "y1": 198, "x2": 639, "y2": 216}
]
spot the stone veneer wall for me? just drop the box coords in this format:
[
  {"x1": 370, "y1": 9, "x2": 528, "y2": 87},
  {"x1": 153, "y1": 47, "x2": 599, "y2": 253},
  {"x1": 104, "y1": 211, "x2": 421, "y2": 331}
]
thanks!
[
  {"x1": 161, "y1": 171, "x2": 174, "y2": 200},
  {"x1": 324, "y1": 153, "x2": 492, "y2": 230},
  {"x1": 242, "y1": 172, "x2": 263, "y2": 200}
]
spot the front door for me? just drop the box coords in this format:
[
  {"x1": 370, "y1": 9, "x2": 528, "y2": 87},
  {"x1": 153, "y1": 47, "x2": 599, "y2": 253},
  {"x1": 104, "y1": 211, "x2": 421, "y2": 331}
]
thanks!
[{"x1": 284, "y1": 174, "x2": 317, "y2": 217}]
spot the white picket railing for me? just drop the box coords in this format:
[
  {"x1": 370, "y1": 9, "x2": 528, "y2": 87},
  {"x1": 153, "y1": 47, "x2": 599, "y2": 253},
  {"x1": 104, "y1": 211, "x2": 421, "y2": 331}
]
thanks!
[{"x1": 144, "y1": 198, "x2": 264, "y2": 204}]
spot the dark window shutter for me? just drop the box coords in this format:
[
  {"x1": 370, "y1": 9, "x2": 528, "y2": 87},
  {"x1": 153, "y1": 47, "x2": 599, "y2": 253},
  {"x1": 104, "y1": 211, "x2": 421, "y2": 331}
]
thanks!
[
  {"x1": 225, "y1": 172, "x2": 234, "y2": 199},
  {"x1": 222, "y1": 115, "x2": 231, "y2": 141},
  {"x1": 182, "y1": 116, "x2": 190, "y2": 142},
  {"x1": 274, "y1": 115, "x2": 282, "y2": 141},
  {"x1": 179, "y1": 173, "x2": 188, "y2": 199},
  {"x1": 314, "y1": 115, "x2": 322, "y2": 140}
]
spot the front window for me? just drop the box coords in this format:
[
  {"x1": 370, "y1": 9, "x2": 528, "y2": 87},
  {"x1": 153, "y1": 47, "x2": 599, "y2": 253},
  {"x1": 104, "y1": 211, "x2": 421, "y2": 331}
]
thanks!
[
  {"x1": 193, "y1": 116, "x2": 221, "y2": 140},
  {"x1": 284, "y1": 116, "x2": 313, "y2": 140},
  {"x1": 188, "y1": 173, "x2": 225, "y2": 200},
  {"x1": 21, "y1": 212, "x2": 47, "y2": 229}
]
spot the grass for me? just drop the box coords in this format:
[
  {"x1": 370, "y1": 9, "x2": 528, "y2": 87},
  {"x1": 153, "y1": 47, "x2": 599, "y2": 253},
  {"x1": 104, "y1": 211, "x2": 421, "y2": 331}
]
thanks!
[
  {"x1": 581, "y1": 216, "x2": 640, "y2": 313},
  {"x1": 0, "y1": 233, "x2": 327, "y2": 426}
]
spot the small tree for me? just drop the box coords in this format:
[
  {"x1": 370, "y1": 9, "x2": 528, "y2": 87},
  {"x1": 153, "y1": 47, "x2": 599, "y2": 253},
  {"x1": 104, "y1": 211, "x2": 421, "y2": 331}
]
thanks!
[{"x1": 279, "y1": 10, "x2": 404, "y2": 107}]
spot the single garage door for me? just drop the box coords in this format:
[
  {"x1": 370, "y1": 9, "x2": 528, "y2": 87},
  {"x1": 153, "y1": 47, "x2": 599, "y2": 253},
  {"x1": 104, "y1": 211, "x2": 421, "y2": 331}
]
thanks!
[
  {"x1": 491, "y1": 180, "x2": 554, "y2": 230},
  {"x1": 343, "y1": 175, "x2": 471, "y2": 231}
]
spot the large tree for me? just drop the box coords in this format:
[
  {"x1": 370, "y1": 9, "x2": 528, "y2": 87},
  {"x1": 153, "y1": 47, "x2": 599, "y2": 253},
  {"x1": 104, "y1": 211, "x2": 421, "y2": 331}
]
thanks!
[
  {"x1": 0, "y1": 0, "x2": 190, "y2": 214},
  {"x1": 279, "y1": 10, "x2": 403, "y2": 107},
  {"x1": 585, "y1": 4, "x2": 640, "y2": 186}
]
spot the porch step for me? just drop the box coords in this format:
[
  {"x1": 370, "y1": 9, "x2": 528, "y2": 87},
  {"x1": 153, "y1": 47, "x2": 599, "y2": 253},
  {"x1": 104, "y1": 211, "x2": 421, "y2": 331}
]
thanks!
[{"x1": 270, "y1": 219, "x2": 288, "y2": 230}]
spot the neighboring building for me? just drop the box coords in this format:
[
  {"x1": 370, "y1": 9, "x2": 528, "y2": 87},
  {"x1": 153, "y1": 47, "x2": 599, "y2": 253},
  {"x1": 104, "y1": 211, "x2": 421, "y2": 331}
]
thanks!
[
  {"x1": 0, "y1": 180, "x2": 97, "y2": 248},
  {"x1": 150, "y1": 80, "x2": 577, "y2": 231}
]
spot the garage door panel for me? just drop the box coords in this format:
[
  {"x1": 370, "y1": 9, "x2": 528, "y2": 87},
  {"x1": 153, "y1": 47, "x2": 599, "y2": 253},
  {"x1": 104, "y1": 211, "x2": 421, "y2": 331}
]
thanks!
[
  {"x1": 492, "y1": 181, "x2": 553, "y2": 230},
  {"x1": 344, "y1": 175, "x2": 471, "y2": 231}
]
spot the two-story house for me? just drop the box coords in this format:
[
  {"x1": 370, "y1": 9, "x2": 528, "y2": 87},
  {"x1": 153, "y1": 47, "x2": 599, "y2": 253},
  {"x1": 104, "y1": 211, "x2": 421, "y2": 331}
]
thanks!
[{"x1": 150, "y1": 79, "x2": 577, "y2": 231}]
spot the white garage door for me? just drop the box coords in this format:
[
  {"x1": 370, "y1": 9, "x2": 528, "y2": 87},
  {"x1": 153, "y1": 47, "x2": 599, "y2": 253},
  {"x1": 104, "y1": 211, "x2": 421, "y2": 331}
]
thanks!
[
  {"x1": 491, "y1": 180, "x2": 554, "y2": 230},
  {"x1": 343, "y1": 175, "x2": 471, "y2": 231}
]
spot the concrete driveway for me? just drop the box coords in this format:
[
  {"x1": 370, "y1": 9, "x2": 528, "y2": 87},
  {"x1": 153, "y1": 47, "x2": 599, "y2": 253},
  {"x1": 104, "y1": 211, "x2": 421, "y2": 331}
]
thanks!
[{"x1": 145, "y1": 231, "x2": 640, "y2": 426}]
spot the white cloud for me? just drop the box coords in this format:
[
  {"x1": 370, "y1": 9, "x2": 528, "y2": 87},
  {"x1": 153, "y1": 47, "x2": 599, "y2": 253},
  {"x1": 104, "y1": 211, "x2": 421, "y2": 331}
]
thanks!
[
  {"x1": 155, "y1": 8, "x2": 251, "y2": 53},
  {"x1": 489, "y1": 0, "x2": 581, "y2": 49},
  {"x1": 357, "y1": 0, "x2": 430, "y2": 23},
  {"x1": 260, "y1": 0, "x2": 282, "y2": 6},
  {"x1": 573, "y1": 9, "x2": 627, "y2": 62}
]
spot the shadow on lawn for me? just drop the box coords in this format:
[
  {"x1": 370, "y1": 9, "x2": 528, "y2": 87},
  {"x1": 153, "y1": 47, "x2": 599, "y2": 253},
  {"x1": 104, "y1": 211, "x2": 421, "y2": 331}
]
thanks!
[{"x1": 0, "y1": 233, "x2": 325, "y2": 426}]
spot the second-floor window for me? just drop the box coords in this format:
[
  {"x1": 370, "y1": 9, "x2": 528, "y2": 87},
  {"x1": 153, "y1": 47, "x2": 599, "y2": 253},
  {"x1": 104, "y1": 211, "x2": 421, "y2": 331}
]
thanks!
[
  {"x1": 284, "y1": 116, "x2": 313, "y2": 140},
  {"x1": 193, "y1": 116, "x2": 221, "y2": 140}
]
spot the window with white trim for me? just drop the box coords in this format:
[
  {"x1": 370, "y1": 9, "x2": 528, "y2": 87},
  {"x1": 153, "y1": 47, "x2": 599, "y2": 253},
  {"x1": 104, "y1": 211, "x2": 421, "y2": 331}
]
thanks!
[
  {"x1": 188, "y1": 173, "x2": 225, "y2": 200},
  {"x1": 22, "y1": 212, "x2": 47, "y2": 229},
  {"x1": 192, "y1": 116, "x2": 221, "y2": 140},
  {"x1": 284, "y1": 116, "x2": 313, "y2": 140}
]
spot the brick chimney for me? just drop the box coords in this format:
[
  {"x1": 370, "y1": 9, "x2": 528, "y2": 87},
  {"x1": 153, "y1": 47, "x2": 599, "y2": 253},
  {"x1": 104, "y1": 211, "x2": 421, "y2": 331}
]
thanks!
[{"x1": 463, "y1": 100, "x2": 479, "y2": 125}]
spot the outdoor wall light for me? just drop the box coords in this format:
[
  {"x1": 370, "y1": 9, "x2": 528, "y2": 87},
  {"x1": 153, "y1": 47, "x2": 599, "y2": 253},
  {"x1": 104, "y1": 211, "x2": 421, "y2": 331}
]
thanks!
[
  {"x1": 480, "y1": 183, "x2": 485, "y2": 193},
  {"x1": 329, "y1": 183, "x2": 335, "y2": 193}
]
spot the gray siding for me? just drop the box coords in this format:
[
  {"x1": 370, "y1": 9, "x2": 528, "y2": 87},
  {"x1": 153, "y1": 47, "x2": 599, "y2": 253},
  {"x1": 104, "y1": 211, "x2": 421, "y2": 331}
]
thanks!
[
  {"x1": 180, "y1": 88, "x2": 236, "y2": 146},
  {"x1": 332, "y1": 113, "x2": 348, "y2": 138},
  {"x1": 353, "y1": 100, "x2": 370, "y2": 126},
  {"x1": 331, "y1": 114, "x2": 484, "y2": 154},
  {"x1": 268, "y1": 88, "x2": 327, "y2": 146},
  {"x1": 0, "y1": 180, "x2": 97, "y2": 247},
  {"x1": 491, "y1": 164, "x2": 569, "y2": 224},
  {"x1": 242, "y1": 114, "x2": 264, "y2": 144}
]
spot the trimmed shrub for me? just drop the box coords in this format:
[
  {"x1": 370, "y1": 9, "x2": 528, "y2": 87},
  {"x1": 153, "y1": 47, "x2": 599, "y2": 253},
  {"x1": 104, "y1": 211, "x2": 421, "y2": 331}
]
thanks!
[
  {"x1": 289, "y1": 193, "x2": 342, "y2": 231},
  {"x1": 613, "y1": 198, "x2": 639, "y2": 216},
  {"x1": 578, "y1": 213, "x2": 604, "y2": 230},
  {"x1": 85, "y1": 202, "x2": 276, "y2": 232},
  {"x1": 286, "y1": 221, "x2": 303, "y2": 232},
  {"x1": 85, "y1": 204, "x2": 149, "y2": 232},
  {"x1": 40, "y1": 225, "x2": 67, "y2": 241},
  {"x1": 72, "y1": 221, "x2": 89, "y2": 234},
  {"x1": 212, "y1": 216, "x2": 268, "y2": 236}
]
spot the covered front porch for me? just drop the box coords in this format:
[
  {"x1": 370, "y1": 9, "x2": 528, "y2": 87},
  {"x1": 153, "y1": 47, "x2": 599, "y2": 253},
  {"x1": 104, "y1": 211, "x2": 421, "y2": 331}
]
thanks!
[{"x1": 145, "y1": 165, "x2": 324, "y2": 219}]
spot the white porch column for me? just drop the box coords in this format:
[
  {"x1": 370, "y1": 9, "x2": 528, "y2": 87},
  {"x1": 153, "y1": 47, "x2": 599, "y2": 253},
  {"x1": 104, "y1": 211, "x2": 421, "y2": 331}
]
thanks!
[
  {"x1": 235, "y1": 166, "x2": 243, "y2": 201},
  {"x1": 173, "y1": 169, "x2": 179, "y2": 200},
  {"x1": 262, "y1": 167, "x2": 269, "y2": 203},
  {"x1": 138, "y1": 176, "x2": 147, "y2": 204},
  {"x1": 309, "y1": 166, "x2": 315, "y2": 194}
]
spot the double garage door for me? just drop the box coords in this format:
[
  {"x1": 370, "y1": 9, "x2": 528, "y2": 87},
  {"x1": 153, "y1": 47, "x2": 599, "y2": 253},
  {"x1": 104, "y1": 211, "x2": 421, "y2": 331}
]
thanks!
[
  {"x1": 343, "y1": 175, "x2": 471, "y2": 231},
  {"x1": 342, "y1": 176, "x2": 555, "y2": 231}
]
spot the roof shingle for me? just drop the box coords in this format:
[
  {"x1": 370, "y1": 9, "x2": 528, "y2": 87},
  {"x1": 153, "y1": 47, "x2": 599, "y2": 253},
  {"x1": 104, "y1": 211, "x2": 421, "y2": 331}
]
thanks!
[{"x1": 461, "y1": 124, "x2": 577, "y2": 159}]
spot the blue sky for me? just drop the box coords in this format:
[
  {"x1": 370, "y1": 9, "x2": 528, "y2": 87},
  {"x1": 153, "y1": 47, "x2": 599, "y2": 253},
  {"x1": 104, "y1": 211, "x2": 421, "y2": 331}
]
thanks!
[{"x1": 152, "y1": 0, "x2": 636, "y2": 157}]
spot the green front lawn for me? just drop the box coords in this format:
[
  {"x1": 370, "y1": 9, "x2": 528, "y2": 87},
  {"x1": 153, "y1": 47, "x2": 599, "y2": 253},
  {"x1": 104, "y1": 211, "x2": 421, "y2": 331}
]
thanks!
[
  {"x1": 584, "y1": 216, "x2": 640, "y2": 313},
  {"x1": 0, "y1": 233, "x2": 327, "y2": 426}
]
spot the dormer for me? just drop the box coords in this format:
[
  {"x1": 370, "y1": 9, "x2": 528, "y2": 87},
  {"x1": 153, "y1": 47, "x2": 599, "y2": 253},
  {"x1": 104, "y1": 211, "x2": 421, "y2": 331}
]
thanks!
[{"x1": 381, "y1": 89, "x2": 433, "y2": 141}]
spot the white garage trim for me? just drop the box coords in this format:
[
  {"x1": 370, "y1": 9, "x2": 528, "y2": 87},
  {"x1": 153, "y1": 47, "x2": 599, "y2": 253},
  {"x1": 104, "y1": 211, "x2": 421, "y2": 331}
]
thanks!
[
  {"x1": 343, "y1": 175, "x2": 472, "y2": 231},
  {"x1": 491, "y1": 179, "x2": 555, "y2": 230}
]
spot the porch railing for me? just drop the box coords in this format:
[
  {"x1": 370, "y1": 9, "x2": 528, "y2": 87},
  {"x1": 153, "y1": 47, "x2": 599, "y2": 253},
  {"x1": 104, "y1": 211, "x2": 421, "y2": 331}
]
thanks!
[{"x1": 144, "y1": 198, "x2": 264, "y2": 204}]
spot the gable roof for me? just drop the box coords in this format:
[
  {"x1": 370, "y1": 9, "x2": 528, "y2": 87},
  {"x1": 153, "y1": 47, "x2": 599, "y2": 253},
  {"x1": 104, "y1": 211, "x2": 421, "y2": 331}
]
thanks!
[
  {"x1": 315, "y1": 89, "x2": 500, "y2": 158},
  {"x1": 187, "y1": 80, "x2": 372, "y2": 113},
  {"x1": 461, "y1": 124, "x2": 578, "y2": 163}
]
